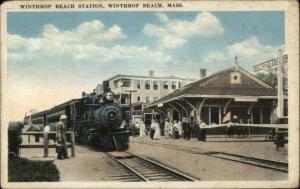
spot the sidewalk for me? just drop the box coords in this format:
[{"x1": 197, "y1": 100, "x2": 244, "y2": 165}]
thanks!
[{"x1": 130, "y1": 136, "x2": 288, "y2": 163}]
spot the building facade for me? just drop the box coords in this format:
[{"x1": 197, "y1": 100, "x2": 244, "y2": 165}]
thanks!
[{"x1": 103, "y1": 71, "x2": 194, "y2": 125}]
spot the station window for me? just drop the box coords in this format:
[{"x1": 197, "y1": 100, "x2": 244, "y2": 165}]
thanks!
[
  {"x1": 153, "y1": 96, "x2": 158, "y2": 101},
  {"x1": 164, "y1": 81, "x2": 168, "y2": 89},
  {"x1": 210, "y1": 107, "x2": 220, "y2": 124},
  {"x1": 172, "y1": 81, "x2": 176, "y2": 90},
  {"x1": 153, "y1": 81, "x2": 158, "y2": 90},
  {"x1": 145, "y1": 80, "x2": 150, "y2": 90},
  {"x1": 178, "y1": 82, "x2": 181, "y2": 88},
  {"x1": 121, "y1": 97, "x2": 128, "y2": 104},
  {"x1": 145, "y1": 96, "x2": 150, "y2": 103},
  {"x1": 134, "y1": 105, "x2": 142, "y2": 111},
  {"x1": 136, "y1": 96, "x2": 141, "y2": 102},
  {"x1": 136, "y1": 80, "x2": 141, "y2": 89}
]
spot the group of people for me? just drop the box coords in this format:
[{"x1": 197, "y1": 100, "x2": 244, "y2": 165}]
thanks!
[
  {"x1": 123, "y1": 118, "x2": 208, "y2": 142},
  {"x1": 163, "y1": 118, "x2": 191, "y2": 140}
]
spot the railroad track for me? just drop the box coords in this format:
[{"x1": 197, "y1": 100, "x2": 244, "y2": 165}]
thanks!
[
  {"x1": 103, "y1": 152, "x2": 197, "y2": 182},
  {"x1": 132, "y1": 140, "x2": 288, "y2": 173}
]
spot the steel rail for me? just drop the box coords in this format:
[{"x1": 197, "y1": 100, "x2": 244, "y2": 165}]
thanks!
[
  {"x1": 104, "y1": 152, "x2": 148, "y2": 181},
  {"x1": 127, "y1": 152, "x2": 197, "y2": 181},
  {"x1": 103, "y1": 152, "x2": 197, "y2": 182}
]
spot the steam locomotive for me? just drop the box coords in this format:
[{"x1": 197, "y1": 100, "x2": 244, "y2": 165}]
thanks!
[{"x1": 23, "y1": 85, "x2": 129, "y2": 151}]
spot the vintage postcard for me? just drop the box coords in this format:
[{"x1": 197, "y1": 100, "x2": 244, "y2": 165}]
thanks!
[{"x1": 1, "y1": 0, "x2": 299, "y2": 188}]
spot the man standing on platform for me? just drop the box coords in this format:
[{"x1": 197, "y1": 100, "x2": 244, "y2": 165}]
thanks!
[
  {"x1": 56, "y1": 114, "x2": 69, "y2": 160},
  {"x1": 198, "y1": 120, "x2": 207, "y2": 142},
  {"x1": 150, "y1": 119, "x2": 156, "y2": 140},
  {"x1": 183, "y1": 118, "x2": 191, "y2": 140}
]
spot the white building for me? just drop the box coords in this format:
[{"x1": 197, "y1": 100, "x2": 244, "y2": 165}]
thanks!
[{"x1": 103, "y1": 71, "x2": 194, "y2": 125}]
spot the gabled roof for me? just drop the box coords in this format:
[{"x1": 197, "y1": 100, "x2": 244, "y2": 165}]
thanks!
[{"x1": 148, "y1": 66, "x2": 277, "y2": 106}]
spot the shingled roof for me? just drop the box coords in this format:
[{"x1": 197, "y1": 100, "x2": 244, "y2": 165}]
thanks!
[{"x1": 148, "y1": 65, "x2": 277, "y2": 106}]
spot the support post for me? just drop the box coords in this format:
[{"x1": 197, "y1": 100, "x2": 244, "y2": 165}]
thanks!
[
  {"x1": 260, "y1": 108, "x2": 263, "y2": 124},
  {"x1": 208, "y1": 106, "x2": 212, "y2": 124},
  {"x1": 43, "y1": 132, "x2": 48, "y2": 157},
  {"x1": 71, "y1": 132, "x2": 75, "y2": 157},
  {"x1": 219, "y1": 105, "x2": 222, "y2": 124}
]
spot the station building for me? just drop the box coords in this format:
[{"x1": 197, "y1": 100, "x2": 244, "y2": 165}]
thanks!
[
  {"x1": 102, "y1": 71, "x2": 194, "y2": 125},
  {"x1": 146, "y1": 59, "x2": 282, "y2": 129}
]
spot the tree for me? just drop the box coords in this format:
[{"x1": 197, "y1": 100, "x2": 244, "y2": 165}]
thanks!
[{"x1": 255, "y1": 72, "x2": 278, "y2": 89}]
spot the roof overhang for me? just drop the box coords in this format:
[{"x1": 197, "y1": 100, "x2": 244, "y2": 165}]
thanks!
[{"x1": 147, "y1": 94, "x2": 278, "y2": 108}]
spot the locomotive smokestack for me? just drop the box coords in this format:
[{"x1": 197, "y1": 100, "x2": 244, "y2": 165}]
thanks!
[
  {"x1": 149, "y1": 70, "x2": 154, "y2": 77},
  {"x1": 199, "y1": 69, "x2": 206, "y2": 79}
]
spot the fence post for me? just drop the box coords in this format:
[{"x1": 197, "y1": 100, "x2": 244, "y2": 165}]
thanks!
[
  {"x1": 43, "y1": 132, "x2": 48, "y2": 157},
  {"x1": 70, "y1": 132, "x2": 75, "y2": 157}
]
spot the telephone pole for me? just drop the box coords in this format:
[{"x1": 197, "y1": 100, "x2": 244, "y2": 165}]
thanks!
[
  {"x1": 125, "y1": 90, "x2": 137, "y2": 120},
  {"x1": 277, "y1": 49, "x2": 284, "y2": 118}
]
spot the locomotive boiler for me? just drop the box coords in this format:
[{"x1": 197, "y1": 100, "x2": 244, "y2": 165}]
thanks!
[{"x1": 23, "y1": 87, "x2": 129, "y2": 151}]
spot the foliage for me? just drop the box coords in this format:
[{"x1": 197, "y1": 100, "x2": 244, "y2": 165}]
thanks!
[
  {"x1": 255, "y1": 72, "x2": 278, "y2": 89},
  {"x1": 8, "y1": 122, "x2": 23, "y2": 155},
  {"x1": 8, "y1": 157, "x2": 60, "y2": 182}
]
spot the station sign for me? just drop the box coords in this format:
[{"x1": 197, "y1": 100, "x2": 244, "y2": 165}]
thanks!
[
  {"x1": 253, "y1": 54, "x2": 288, "y2": 77},
  {"x1": 234, "y1": 97, "x2": 258, "y2": 102}
]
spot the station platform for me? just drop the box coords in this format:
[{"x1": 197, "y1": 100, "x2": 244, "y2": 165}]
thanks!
[{"x1": 129, "y1": 136, "x2": 288, "y2": 163}]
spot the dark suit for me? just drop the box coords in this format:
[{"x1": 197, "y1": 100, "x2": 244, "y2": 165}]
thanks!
[{"x1": 56, "y1": 121, "x2": 68, "y2": 159}]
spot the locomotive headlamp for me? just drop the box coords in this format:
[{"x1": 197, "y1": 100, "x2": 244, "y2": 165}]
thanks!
[{"x1": 105, "y1": 92, "x2": 114, "y2": 101}]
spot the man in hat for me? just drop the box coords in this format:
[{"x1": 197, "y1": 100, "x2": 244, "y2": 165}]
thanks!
[{"x1": 56, "y1": 114, "x2": 69, "y2": 159}]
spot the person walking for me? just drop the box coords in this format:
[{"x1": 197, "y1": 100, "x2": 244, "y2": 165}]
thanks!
[
  {"x1": 56, "y1": 114, "x2": 69, "y2": 160},
  {"x1": 153, "y1": 120, "x2": 161, "y2": 140},
  {"x1": 164, "y1": 119, "x2": 170, "y2": 138},
  {"x1": 178, "y1": 119, "x2": 183, "y2": 138},
  {"x1": 173, "y1": 120, "x2": 179, "y2": 139},
  {"x1": 169, "y1": 120, "x2": 174, "y2": 138},
  {"x1": 139, "y1": 120, "x2": 146, "y2": 137}
]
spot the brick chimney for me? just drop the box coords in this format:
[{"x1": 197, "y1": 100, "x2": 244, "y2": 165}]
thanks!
[
  {"x1": 149, "y1": 70, "x2": 154, "y2": 77},
  {"x1": 199, "y1": 69, "x2": 206, "y2": 79}
]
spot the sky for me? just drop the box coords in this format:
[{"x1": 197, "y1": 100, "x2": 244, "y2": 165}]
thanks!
[{"x1": 6, "y1": 11, "x2": 285, "y2": 120}]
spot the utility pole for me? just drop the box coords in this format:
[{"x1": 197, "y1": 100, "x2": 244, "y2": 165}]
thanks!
[
  {"x1": 277, "y1": 49, "x2": 284, "y2": 119},
  {"x1": 125, "y1": 90, "x2": 137, "y2": 120}
]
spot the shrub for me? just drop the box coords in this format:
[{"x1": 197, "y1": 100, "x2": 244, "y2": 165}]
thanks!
[{"x1": 8, "y1": 157, "x2": 60, "y2": 182}]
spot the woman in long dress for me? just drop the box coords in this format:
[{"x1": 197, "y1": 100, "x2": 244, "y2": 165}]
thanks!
[
  {"x1": 153, "y1": 120, "x2": 161, "y2": 140},
  {"x1": 178, "y1": 120, "x2": 183, "y2": 138},
  {"x1": 169, "y1": 121, "x2": 174, "y2": 138},
  {"x1": 164, "y1": 119, "x2": 170, "y2": 138},
  {"x1": 139, "y1": 121, "x2": 146, "y2": 137}
]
